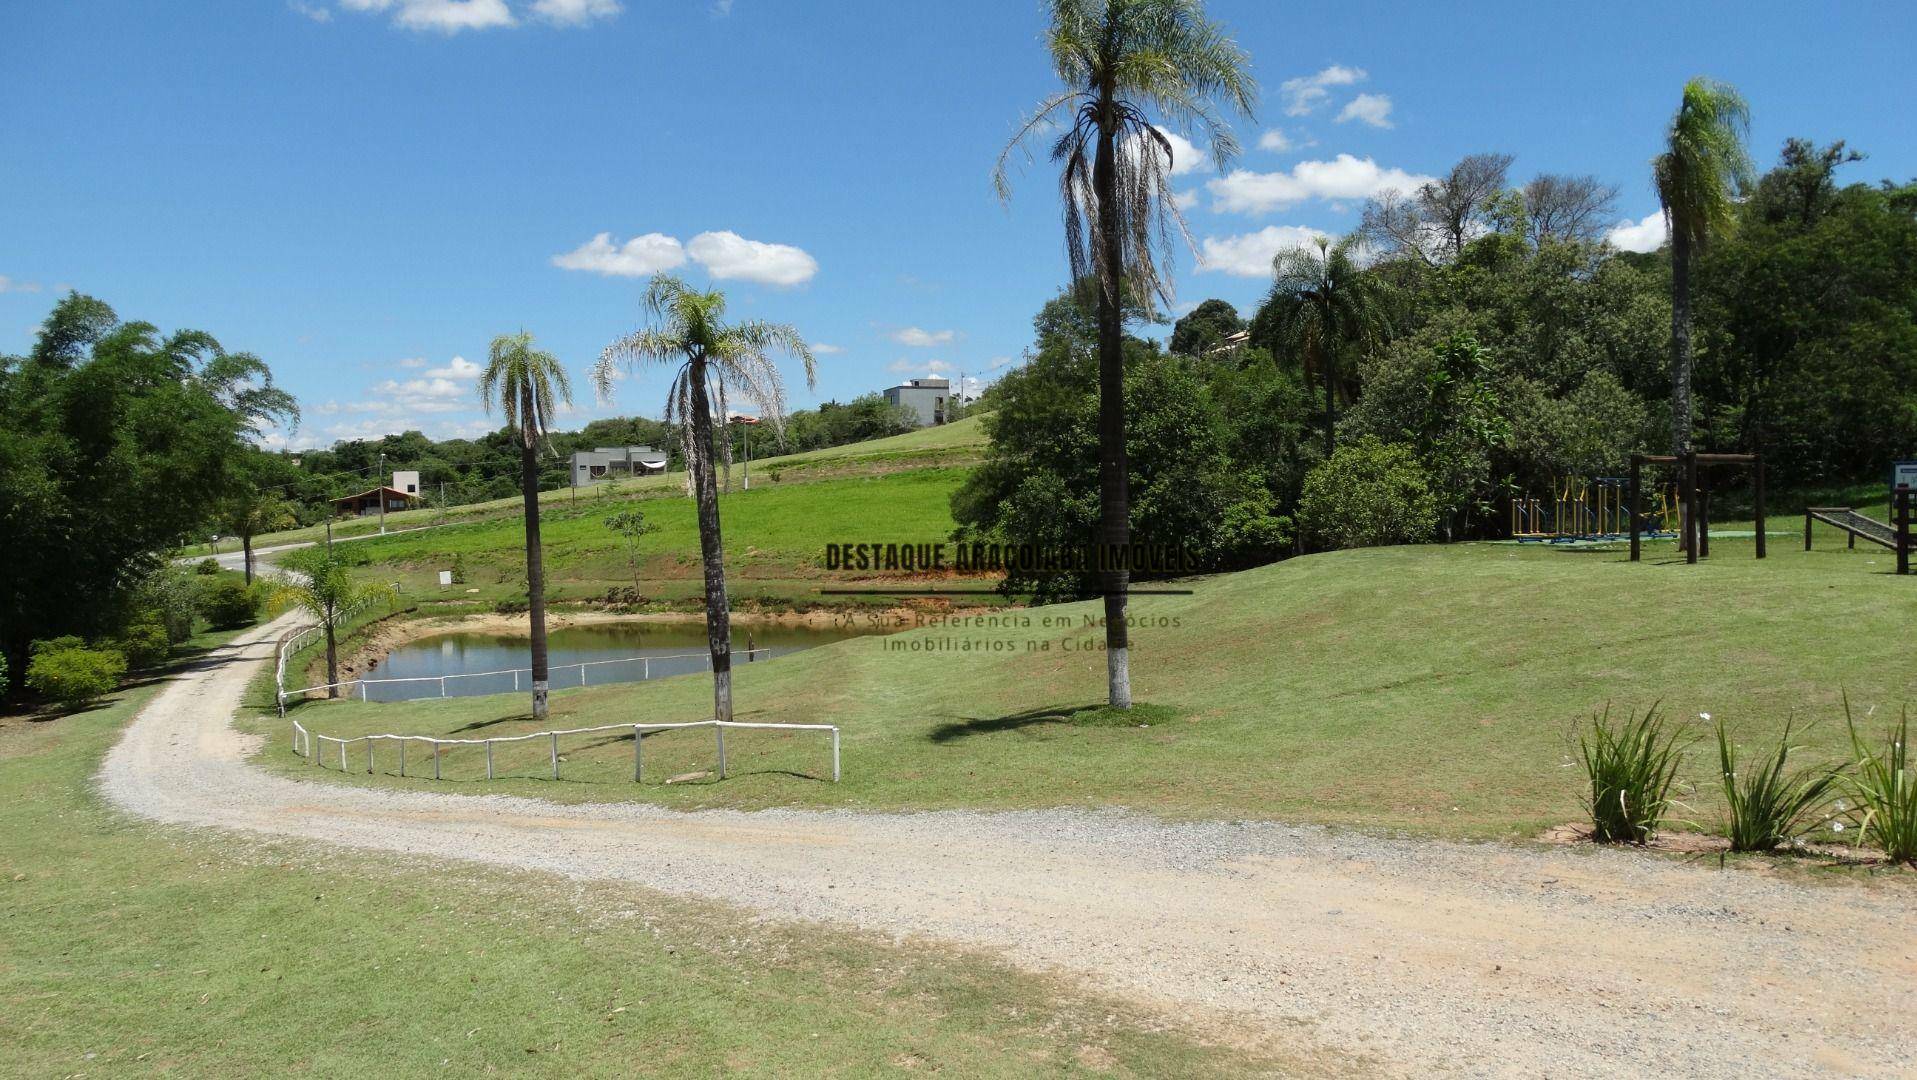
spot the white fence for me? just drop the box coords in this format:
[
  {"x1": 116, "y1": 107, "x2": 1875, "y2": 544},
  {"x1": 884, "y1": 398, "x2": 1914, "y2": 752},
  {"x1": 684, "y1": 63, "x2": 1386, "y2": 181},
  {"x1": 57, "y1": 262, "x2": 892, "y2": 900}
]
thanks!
[
  {"x1": 275, "y1": 624, "x2": 770, "y2": 713},
  {"x1": 291, "y1": 717, "x2": 839, "y2": 784}
]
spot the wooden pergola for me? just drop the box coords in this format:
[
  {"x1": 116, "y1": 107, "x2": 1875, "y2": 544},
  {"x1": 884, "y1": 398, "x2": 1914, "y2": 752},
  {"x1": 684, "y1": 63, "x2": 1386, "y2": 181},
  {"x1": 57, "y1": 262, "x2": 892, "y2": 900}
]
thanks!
[{"x1": 1628, "y1": 452, "x2": 1765, "y2": 564}]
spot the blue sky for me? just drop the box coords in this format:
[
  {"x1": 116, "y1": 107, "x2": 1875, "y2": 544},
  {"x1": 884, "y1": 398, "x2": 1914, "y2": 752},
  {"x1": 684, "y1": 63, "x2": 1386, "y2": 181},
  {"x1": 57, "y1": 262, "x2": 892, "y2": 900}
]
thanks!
[{"x1": 3, "y1": 1, "x2": 1912, "y2": 449}]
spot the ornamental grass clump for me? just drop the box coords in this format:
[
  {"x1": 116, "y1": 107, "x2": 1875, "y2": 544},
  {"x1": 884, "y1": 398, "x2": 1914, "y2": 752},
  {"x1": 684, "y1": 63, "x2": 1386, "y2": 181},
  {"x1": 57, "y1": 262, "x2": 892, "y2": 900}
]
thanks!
[
  {"x1": 1716, "y1": 717, "x2": 1842, "y2": 853},
  {"x1": 1579, "y1": 705, "x2": 1689, "y2": 844},
  {"x1": 1842, "y1": 702, "x2": 1917, "y2": 865}
]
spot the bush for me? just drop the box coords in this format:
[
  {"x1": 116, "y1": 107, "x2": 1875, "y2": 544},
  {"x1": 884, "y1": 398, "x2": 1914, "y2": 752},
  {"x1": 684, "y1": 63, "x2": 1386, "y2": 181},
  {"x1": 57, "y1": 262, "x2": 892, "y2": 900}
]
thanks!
[
  {"x1": 0, "y1": 651, "x2": 8, "y2": 697},
  {"x1": 195, "y1": 558, "x2": 222, "y2": 575},
  {"x1": 25, "y1": 645, "x2": 127, "y2": 709},
  {"x1": 197, "y1": 578, "x2": 261, "y2": 629},
  {"x1": 491, "y1": 595, "x2": 529, "y2": 616},
  {"x1": 31, "y1": 635, "x2": 87, "y2": 656},
  {"x1": 1716, "y1": 718, "x2": 1841, "y2": 852},
  {"x1": 1298, "y1": 436, "x2": 1440, "y2": 549},
  {"x1": 1842, "y1": 704, "x2": 1917, "y2": 864},
  {"x1": 1578, "y1": 705, "x2": 1690, "y2": 844},
  {"x1": 117, "y1": 620, "x2": 173, "y2": 670}
]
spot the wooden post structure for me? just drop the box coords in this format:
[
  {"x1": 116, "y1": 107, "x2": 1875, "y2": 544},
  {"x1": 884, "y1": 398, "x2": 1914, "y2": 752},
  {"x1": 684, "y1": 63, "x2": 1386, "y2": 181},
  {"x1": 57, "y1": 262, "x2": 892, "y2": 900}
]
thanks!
[
  {"x1": 1898, "y1": 485, "x2": 1911, "y2": 576},
  {"x1": 1804, "y1": 508, "x2": 1813, "y2": 551},
  {"x1": 1628, "y1": 455, "x2": 1642, "y2": 562},
  {"x1": 1753, "y1": 458, "x2": 1766, "y2": 559},
  {"x1": 1698, "y1": 479, "x2": 1711, "y2": 560},
  {"x1": 1683, "y1": 451, "x2": 1699, "y2": 565}
]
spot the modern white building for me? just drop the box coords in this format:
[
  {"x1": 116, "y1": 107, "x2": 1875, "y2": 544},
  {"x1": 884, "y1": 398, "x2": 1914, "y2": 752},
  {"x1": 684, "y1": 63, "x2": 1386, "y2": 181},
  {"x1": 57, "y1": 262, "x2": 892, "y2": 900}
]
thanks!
[
  {"x1": 391, "y1": 470, "x2": 420, "y2": 496},
  {"x1": 884, "y1": 377, "x2": 951, "y2": 427},
  {"x1": 571, "y1": 446, "x2": 669, "y2": 486}
]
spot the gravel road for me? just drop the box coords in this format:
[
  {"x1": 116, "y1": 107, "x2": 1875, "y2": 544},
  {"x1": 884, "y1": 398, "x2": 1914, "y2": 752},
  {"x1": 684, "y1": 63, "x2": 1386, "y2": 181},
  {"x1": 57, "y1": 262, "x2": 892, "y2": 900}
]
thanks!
[{"x1": 101, "y1": 615, "x2": 1917, "y2": 1078}]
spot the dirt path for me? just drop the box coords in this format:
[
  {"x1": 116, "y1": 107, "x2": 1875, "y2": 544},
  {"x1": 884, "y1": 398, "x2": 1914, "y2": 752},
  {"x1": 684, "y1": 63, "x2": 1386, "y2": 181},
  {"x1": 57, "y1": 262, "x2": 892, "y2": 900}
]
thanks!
[{"x1": 101, "y1": 615, "x2": 1917, "y2": 1079}]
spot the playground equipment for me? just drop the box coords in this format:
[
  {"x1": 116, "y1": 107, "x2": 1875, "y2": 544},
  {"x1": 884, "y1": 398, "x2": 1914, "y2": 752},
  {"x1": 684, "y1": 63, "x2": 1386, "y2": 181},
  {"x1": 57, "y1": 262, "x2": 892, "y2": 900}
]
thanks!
[
  {"x1": 1805, "y1": 484, "x2": 1915, "y2": 574},
  {"x1": 1627, "y1": 451, "x2": 1764, "y2": 564},
  {"x1": 1512, "y1": 477, "x2": 1676, "y2": 542}
]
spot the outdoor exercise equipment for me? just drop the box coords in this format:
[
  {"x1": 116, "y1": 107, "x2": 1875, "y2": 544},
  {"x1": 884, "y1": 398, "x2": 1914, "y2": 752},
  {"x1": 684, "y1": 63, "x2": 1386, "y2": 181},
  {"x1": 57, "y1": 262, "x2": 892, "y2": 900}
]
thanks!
[
  {"x1": 1627, "y1": 452, "x2": 1764, "y2": 564},
  {"x1": 1803, "y1": 483, "x2": 1914, "y2": 574},
  {"x1": 1511, "y1": 477, "x2": 1676, "y2": 542}
]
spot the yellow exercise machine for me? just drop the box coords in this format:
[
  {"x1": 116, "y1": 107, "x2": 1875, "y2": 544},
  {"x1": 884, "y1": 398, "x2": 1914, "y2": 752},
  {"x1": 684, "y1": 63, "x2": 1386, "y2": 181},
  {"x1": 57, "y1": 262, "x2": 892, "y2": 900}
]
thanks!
[{"x1": 1511, "y1": 478, "x2": 1677, "y2": 542}]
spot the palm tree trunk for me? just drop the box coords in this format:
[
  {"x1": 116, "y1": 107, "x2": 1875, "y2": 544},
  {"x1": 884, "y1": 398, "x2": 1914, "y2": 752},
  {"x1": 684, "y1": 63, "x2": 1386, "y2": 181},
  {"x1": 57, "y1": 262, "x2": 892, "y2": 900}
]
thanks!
[
  {"x1": 1093, "y1": 115, "x2": 1132, "y2": 710},
  {"x1": 324, "y1": 619, "x2": 338, "y2": 700},
  {"x1": 686, "y1": 357, "x2": 734, "y2": 723},
  {"x1": 242, "y1": 530, "x2": 254, "y2": 586},
  {"x1": 1323, "y1": 346, "x2": 1337, "y2": 460},
  {"x1": 520, "y1": 383, "x2": 550, "y2": 721},
  {"x1": 1670, "y1": 227, "x2": 1694, "y2": 550}
]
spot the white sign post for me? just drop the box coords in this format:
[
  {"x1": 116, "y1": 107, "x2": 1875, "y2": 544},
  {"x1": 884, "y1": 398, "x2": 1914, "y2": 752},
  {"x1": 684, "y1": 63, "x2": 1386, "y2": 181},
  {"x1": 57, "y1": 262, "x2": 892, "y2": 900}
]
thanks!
[{"x1": 437, "y1": 570, "x2": 453, "y2": 589}]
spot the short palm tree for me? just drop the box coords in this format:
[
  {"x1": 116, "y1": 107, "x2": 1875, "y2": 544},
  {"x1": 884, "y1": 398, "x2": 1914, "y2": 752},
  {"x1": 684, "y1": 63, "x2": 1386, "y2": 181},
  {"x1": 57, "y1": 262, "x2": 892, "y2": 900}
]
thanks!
[
  {"x1": 223, "y1": 490, "x2": 296, "y2": 585},
  {"x1": 1653, "y1": 77, "x2": 1751, "y2": 465},
  {"x1": 1260, "y1": 235, "x2": 1388, "y2": 459},
  {"x1": 995, "y1": 0, "x2": 1255, "y2": 710},
  {"x1": 272, "y1": 546, "x2": 396, "y2": 699},
  {"x1": 479, "y1": 331, "x2": 573, "y2": 722},
  {"x1": 592, "y1": 275, "x2": 814, "y2": 724}
]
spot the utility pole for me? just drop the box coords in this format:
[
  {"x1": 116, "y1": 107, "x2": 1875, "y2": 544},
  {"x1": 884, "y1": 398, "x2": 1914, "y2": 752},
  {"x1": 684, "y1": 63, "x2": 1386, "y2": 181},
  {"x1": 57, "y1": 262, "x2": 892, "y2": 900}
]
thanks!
[{"x1": 377, "y1": 451, "x2": 387, "y2": 535}]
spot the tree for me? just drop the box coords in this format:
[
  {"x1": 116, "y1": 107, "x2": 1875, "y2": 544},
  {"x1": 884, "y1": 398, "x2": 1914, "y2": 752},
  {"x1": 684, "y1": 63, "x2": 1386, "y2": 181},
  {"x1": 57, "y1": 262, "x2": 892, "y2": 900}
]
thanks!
[
  {"x1": 270, "y1": 547, "x2": 395, "y2": 699},
  {"x1": 1298, "y1": 436, "x2": 1440, "y2": 550},
  {"x1": 603, "y1": 507, "x2": 658, "y2": 589},
  {"x1": 0, "y1": 294, "x2": 295, "y2": 677},
  {"x1": 478, "y1": 332, "x2": 573, "y2": 722},
  {"x1": 1255, "y1": 236, "x2": 1390, "y2": 458},
  {"x1": 1520, "y1": 174, "x2": 1620, "y2": 247},
  {"x1": 1169, "y1": 299, "x2": 1243, "y2": 357},
  {"x1": 221, "y1": 454, "x2": 299, "y2": 586},
  {"x1": 593, "y1": 276, "x2": 814, "y2": 724},
  {"x1": 1361, "y1": 153, "x2": 1514, "y2": 263},
  {"x1": 996, "y1": 0, "x2": 1255, "y2": 710},
  {"x1": 1653, "y1": 77, "x2": 1752, "y2": 474}
]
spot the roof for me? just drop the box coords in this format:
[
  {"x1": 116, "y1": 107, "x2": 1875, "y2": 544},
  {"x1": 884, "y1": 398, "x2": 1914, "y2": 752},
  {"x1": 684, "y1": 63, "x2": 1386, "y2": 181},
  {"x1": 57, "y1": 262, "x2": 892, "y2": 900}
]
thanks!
[{"x1": 331, "y1": 486, "x2": 419, "y2": 505}]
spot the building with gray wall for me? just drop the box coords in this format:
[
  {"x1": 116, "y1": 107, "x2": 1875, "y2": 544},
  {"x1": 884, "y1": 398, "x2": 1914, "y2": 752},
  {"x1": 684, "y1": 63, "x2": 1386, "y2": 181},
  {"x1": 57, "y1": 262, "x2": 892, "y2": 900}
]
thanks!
[
  {"x1": 883, "y1": 377, "x2": 950, "y2": 427},
  {"x1": 571, "y1": 446, "x2": 669, "y2": 486}
]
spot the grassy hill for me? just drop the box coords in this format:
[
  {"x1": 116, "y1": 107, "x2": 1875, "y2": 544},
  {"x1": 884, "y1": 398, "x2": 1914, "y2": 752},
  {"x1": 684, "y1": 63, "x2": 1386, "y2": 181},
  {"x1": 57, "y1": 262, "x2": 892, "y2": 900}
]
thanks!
[
  {"x1": 262, "y1": 530, "x2": 1917, "y2": 840},
  {"x1": 194, "y1": 415, "x2": 990, "y2": 556}
]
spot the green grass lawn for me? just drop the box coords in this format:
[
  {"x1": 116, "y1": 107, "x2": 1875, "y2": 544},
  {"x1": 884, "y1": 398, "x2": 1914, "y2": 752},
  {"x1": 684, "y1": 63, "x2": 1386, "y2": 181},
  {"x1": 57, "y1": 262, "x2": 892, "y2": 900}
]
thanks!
[
  {"x1": 0, "y1": 639, "x2": 1303, "y2": 1077},
  {"x1": 183, "y1": 416, "x2": 990, "y2": 558},
  {"x1": 263, "y1": 531, "x2": 1917, "y2": 840}
]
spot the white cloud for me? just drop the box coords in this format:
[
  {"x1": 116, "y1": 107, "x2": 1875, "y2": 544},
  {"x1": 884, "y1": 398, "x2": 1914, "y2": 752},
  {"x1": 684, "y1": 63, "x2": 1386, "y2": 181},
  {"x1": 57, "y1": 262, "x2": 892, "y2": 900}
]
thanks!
[
  {"x1": 1607, "y1": 211, "x2": 1668, "y2": 253},
  {"x1": 0, "y1": 275, "x2": 43, "y2": 294},
  {"x1": 711, "y1": 0, "x2": 733, "y2": 14},
  {"x1": 289, "y1": 0, "x2": 333, "y2": 21},
  {"x1": 888, "y1": 359, "x2": 954, "y2": 375},
  {"x1": 1280, "y1": 64, "x2": 1366, "y2": 116},
  {"x1": 424, "y1": 355, "x2": 481, "y2": 379},
  {"x1": 1257, "y1": 128, "x2": 1294, "y2": 153},
  {"x1": 891, "y1": 327, "x2": 956, "y2": 348},
  {"x1": 810, "y1": 342, "x2": 845, "y2": 355},
  {"x1": 1206, "y1": 154, "x2": 1433, "y2": 214},
  {"x1": 339, "y1": 0, "x2": 516, "y2": 32},
  {"x1": 530, "y1": 0, "x2": 619, "y2": 25},
  {"x1": 987, "y1": 355, "x2": 1013, "y2": 370},
  {"x1": 1337, "y1": 93, "x2": 1394, "y2": 129},
  {"x1": 397, "y1": 357, "x2": 429, "y2": 369},
  {"x1": 1125, "y1": 125, "x2": 1208, "y2": 177},
  {"x1": 1198, "y1": 225, "x2": 1330, "y2": 277},
  {"x1": 686, "y1": 230, "x2": 818, "y2": 286},
  {"x1": 1173, "y1": 190, "x2": 1199, "y2": 211},
  {"x1": 552, "y1": 232, "x2": 687, "y2": 277}
]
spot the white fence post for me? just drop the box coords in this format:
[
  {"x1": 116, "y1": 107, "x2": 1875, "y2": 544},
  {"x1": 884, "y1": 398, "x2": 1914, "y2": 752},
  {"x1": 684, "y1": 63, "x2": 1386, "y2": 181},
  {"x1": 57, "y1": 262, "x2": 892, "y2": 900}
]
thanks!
[
  {"x1": 832, "y1": 727, "x2": 841, "y2": 783},
  {"x1": 398, "y1": 739, "x2": 406, "y2": 777},
  {"x1": 366, "y1": 738, "x2": 374, "y2": 774},
  {"x1": 433, "y1": 740, "x2": 441, "y2": 780},
  {"x1": 550, "y1": 733, "x2": 559, "y2": 780},
  {"x1": 716, "y1": 723, "x2": 727, "y2": 779},
  {"x1": 339, "y1": 739, "x2": 347, "y2": 771},
  {"x1": 359, "y1": 680, "x2": 367, "y2": 702},
  {"x1": 440, "y1": 676, "x2": 446, "y2": 698},
  {"x1": 632, "y1": 725, "x2": 643, "y2": 782},
  {"x1": 485, "y1": 740, "x2": 494, "y2": 780}
]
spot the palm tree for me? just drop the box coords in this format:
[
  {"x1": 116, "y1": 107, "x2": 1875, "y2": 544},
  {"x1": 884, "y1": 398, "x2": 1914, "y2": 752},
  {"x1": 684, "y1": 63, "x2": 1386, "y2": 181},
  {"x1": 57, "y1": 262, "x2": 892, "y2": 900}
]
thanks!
[
  {"x1": 592, "y1": 275, "x2": 814, "y2": 724},
  {"x1": 479, "y1": 331, "x2": 574, "y2": 722},
  {"x1": 271, "y1": 546, "x2": 396, "y2": 699},
  {"x1": 223, "y1": 490, "x2": 296, "y2": 586},
  {"x1": 1653, "y1": 77, "x2": 1752, "y2": 465},
  {"x1": 996, "y1": 0, "x2": 1255, "y2": 710},
  {"x1": 1259, "y1": 235, "x2": 1389, "y2": 459}
]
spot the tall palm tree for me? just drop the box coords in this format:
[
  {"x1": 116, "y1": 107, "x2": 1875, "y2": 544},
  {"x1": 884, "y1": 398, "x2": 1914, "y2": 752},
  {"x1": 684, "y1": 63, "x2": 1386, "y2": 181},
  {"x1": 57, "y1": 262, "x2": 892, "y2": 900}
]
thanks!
[
  {"x1": 479, "y1": 331, "x2": 573, "y2": 722},
  {"x1": 1260, "y1": 235, "x2": 1388, "y2": 459},
  {"x1": 1654, "y1": 77, "x2": 1751, "y2": 466},
  {"x1": 996, "y1": 0, "x2": 1255, "y2": 710},
  {"x1": 592, "y1": 275, "x2": 814, "y2": 724}
]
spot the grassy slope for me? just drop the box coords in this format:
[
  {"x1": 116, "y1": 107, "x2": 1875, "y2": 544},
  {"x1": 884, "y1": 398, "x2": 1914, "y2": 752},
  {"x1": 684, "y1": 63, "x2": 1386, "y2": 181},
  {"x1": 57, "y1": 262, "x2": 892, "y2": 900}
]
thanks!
[
  {"x1": 0, "y1": 637, "x2": 1297, "y2": 1077},
  {"x1": 187, "y1": 416, "x2": 989, "y2": 556},
  {"x1": 266, "y1": 530, "x2": 1917, "y2": 840},
  {"x1": 348, "y1": 466, "x2": 976, "y2": 608}
]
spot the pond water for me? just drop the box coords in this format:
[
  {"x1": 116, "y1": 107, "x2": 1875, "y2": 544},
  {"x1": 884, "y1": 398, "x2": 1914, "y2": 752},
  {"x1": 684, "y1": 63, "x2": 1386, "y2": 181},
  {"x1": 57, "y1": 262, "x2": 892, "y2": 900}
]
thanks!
[{"x1": 360, "y1": 621, "x2": 891, "y2": 702}]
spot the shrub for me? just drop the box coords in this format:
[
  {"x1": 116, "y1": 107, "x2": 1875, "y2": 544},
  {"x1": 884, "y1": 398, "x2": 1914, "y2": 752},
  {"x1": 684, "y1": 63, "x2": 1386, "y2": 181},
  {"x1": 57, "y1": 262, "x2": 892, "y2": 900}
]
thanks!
[
  {"x1": 491, "y1": 595, "x2": 529, "y2": 616},
  {"x1": 1578, "y1": 705, "x2": 1690, "y2": 844},
  {"x1": 31, "y1": 635, "x2": 87, "y2": 656},
  {"x1": 117, "y1": 620, "x2": 173, "y2": 670},
  {"x1": 195, "y1": 558, "x2": 222, "y2": 575},
  {"x1": 25, "y1": 645, "x2": 126, "y2": 709},
  {"x1": 1842, "y1": 704, "x2": 1917, "y2": 864},
  {"x1": 0, "y1": 651, "x2": 8, "y2": 697},
  {"x1": 197, "y1": 578, "x2": 261, "y2": 629},
  {"x1": 1298, "y1": 436, "x2": 1440, "y2": 550},
  {"x1": 1716, "y1": 718, "x2": 1842, "y2": 852}
]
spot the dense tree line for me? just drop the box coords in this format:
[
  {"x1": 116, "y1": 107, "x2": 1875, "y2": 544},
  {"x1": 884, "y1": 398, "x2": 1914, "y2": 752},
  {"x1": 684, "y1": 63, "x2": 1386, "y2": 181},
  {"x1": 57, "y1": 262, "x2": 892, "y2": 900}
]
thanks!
[{"x1": 962, "y1": 137, "x2": 1917, "y2": 587}]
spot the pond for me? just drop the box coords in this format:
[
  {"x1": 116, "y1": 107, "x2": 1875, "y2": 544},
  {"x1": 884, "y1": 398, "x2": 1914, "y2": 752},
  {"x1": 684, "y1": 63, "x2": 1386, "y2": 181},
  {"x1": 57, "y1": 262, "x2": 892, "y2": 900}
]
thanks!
[{"x1": 358, "y1": 621, "x2": 891, "y2": 702}]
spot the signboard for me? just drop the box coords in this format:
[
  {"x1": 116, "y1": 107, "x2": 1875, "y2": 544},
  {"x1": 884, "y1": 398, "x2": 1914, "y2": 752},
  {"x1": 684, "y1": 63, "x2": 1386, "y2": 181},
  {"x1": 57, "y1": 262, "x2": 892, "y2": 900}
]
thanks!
[
  {"x1": 1894, "y1": 461, "x2": 1917, "y2": 493},
  {"x1": 438, "y1": 570, "x2": 454, "y2": 588}
]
